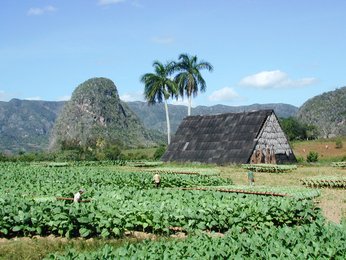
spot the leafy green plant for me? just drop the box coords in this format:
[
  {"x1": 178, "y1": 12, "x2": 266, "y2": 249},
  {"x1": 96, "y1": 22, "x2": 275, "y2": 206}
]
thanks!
[
  {"x1": 47, "y1": 221, "x2": 346, "y2": 259},
  {"x1": 0, "y1": 188, "x2": 320, "y2": 238},
  {"x1": 0, "y1": 163, "x2": 321, "y2": 239},
  {"x1": 306, "y1": 151, "x2": 319, "y2": 163}
]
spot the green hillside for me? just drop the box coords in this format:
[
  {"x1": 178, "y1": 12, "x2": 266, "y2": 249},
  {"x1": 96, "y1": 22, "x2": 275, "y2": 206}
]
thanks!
[
  {"x1": 1, "y1": 83, "x2": 345, "y2": 154},
  {"x1": 0, "y1": 99, "x2": 64, "y2": 153},
  {"x1": 296, "y1": 86, "x2": 346, "y2": 138},
  {"x1": 127, "y1": 102, "x2": 298, "y2": 134}
]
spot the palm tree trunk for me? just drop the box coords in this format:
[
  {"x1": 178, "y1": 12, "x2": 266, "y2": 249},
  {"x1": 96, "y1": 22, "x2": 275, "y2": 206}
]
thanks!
[
  {"x1": 188, "y1": 96, "x2": 192, "y2": 116},
  {"x1": 164, "y1": 99, "x2": 171, "y2": 144}
]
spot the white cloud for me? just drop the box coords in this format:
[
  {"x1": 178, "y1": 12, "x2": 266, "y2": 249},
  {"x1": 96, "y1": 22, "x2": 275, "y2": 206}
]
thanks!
[
  {"x1": 208, "y1": 87, "x2": 240, "y2": 102},
  {"x1": 98, "y1": 0, "x2": 126, "y2": 5},
  {"x1": 151, "y1": 36, "x2": 174, "y2": 45},
  {"x1": 27, "y1": 5, "x2": 57, "y2": 16},
  {"x1": 239, "y1": 70, "x2": 317, "y2": 89},
  {"x1": 120, "y1": 91, "x2": 144, "y2": 102},
  {"x1": 24, "y1": 96, "x2": 42, "y2": 101}
]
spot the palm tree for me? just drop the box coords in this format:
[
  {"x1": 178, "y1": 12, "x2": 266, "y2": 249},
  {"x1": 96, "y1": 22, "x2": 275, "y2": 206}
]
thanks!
[
  {"x1": 140, "y1": 61, "x2": 177, "y2": 144},
  {"x1": 174, "y1": 53, "x2": 213, "y2": 116}
]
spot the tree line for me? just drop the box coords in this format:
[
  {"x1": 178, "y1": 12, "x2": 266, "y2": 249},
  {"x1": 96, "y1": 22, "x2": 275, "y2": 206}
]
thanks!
[{"x1": 279, "y1": 117, "x2": 318, "y2": 141}]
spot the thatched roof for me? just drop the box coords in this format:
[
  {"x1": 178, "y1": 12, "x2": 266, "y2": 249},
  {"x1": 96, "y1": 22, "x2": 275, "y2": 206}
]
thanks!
[{"x1": 161, "y1": 109, "x2": 291, "y2": 165}]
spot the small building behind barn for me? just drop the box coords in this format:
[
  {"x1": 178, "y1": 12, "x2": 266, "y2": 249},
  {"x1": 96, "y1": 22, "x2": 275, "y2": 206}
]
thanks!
[{"x1": 161, "y1": 110, "x2": 296, "y2": 165}]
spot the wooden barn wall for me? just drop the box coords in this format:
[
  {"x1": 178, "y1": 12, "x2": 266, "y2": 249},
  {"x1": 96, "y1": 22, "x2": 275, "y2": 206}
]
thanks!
[{"x1": 250, "y1": 113, "x2": 295, "y2": 164}]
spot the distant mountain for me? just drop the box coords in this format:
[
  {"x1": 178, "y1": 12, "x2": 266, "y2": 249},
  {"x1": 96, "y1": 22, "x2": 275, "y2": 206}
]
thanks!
[
  {"x1": 127, "y1": 102, "x2": 298, "y2": 134},
  {"x1": 0, "y1": 99, "x2": 64, "y2": 153},
  {"x1": 4, "y1": 82, "x2": 346, "y2": 154},
  {"x1": 296, "y1": 86, "x2": 346, "y2": 138},
  {"x1": 50, "y1": 78, "x2": 162, "y2": 150},
  {"x1": 0, "y1": 97, "x2": 297, "y2": 153}
]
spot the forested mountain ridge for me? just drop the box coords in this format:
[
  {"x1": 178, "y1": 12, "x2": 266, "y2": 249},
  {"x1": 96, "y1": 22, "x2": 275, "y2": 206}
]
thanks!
[
  {"x1": 0, "y1": 99, "x2": 65, "y2": 153},
  {"x1": 0, "y1": 81, "x2": 344, "y2": 153},
  {"x1": 0, "y1": 98, "x2": 297, "y2": 153},
  {"x1": 296, "y1": 86, "x2": 346, "y2": 138},
  {"x1": 127, "y1": 102, "x2": 298, "y2": 134}
]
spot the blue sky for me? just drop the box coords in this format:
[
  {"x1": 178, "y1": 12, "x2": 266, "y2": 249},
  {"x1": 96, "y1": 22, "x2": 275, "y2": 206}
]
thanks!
[{"x1": 1, "y1": 0, "x2": 345, "y2": 107}]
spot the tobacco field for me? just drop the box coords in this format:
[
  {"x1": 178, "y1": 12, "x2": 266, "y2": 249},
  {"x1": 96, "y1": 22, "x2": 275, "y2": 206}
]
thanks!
[{"x1": 0, "y1": 162, "x2": 345, "y2": 259}]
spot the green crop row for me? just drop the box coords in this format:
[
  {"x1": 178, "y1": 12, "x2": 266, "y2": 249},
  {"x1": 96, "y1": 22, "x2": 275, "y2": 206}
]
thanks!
[
  {"x1": 127, "y1": 161, "x2": 164, "y2": 167},
  {"x1": 148, "y1": 167, "x2": 220, "y2": 176},
  {"x1": 30, "y1": 160, "x2": 127, "y2": 167},
  {"x1": 242, "y1": 164, "x2": 297, "y2": 173},
  {"x1": 0, "y1": 188, "x2": 320, "y2": 239},
  {"x1": 301, "y1": 177, "x2": 346, "y2": 189},
  {"x1": 149, "y1": 169, "x2": 199, "y2": 175},
  {"x1": 47, "y1": 221, "x2": 346, "y2": 259},
  {"x1": 331, "y1": 161, "x2": 346, "y2": 168}
]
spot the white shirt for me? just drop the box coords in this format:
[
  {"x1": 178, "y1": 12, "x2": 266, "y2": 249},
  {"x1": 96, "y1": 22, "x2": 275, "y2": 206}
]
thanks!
[
  {"x1": 153, "y1": 174, "x2": 161, "y2": 183},
  {"x1": 73, "y1": 192, "x2": 81, "y2": 202}
]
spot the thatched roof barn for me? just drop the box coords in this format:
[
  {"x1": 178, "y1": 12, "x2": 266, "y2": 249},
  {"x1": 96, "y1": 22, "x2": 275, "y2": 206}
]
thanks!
[{"x1": 161, "y1": 110, "x2": 296, "y2": 165}]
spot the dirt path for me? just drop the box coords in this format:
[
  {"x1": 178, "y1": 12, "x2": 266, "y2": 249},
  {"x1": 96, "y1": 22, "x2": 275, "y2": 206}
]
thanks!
[{"x1": 317, "y1": 189, "x2": 346, "y2": 223}]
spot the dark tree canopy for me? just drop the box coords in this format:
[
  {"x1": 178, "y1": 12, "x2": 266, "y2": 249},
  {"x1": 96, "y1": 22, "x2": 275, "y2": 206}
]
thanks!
[{"x1": 280, "y1": 117, "x2": 318, "y2": 141}]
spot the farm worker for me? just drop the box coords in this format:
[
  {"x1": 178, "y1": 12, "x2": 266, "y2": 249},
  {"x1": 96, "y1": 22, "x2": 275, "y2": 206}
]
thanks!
[
  {"x1": 153, "y1": 173, "x2": 161, "y2": 188},
  {"x1": 247, "y1": 171, "x2": 255, "y2": 186},
  {"x1": 73, "y1": 189, "x2": 85, "y2": 203}
]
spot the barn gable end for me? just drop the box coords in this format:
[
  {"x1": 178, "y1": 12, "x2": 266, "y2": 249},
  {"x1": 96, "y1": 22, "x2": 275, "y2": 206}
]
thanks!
[
  {"x1": 161, "y1": 110, "x2": 296, "y2": 165},
  {"x1": 250, "y1": 113, "x2": 296, "y2": 164}
]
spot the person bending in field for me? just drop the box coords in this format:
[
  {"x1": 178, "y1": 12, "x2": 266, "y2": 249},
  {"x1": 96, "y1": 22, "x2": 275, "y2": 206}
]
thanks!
[
  {"x1": 247, "y1": 171, "x2": 255, "y2": 186},
  {"x1": 153, "y1": 173, "x2": 161, "y2": 188},
  {"x1": 73, "y1": 189, "x2": 85, "y2": 203}
]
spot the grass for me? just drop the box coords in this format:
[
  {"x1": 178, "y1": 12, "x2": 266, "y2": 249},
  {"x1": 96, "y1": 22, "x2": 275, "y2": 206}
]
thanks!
[
  {"x1": 0, "y1": 236, "x2": 140, "y2": 260},
  {"x1": 291, "y1": 137, "x2": 346, "y2": 163},
  {"x1": 122, "y1": 147, "x2": 157, "y2": 159}
]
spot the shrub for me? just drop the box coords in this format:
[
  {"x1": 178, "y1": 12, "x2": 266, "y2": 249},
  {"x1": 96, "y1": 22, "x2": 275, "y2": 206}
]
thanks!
[
  {"x1": 153, "y1": 145, "x2": 167, "y2": 160},
  {"x1": 55, "y1": 150, "x2": 83, "y2": 161},
  {"x1": 0, "y1": 153, "x2": 9, "y2": 162},
  {"x1": 16, "y1": 153, "x2": 36, "y2": 162},
  {"x1": 335, "y1": 139, "x2": 343, "y2": 149},
  {"x1": 104, "y1": 145, "x2": 122, "y2": 160},
  {"x1": 306, "y1": 151, "x2": 319, "y2": 163},
  {"x1": 296, "y1": 156, "x2": 305, "y2": 164}
]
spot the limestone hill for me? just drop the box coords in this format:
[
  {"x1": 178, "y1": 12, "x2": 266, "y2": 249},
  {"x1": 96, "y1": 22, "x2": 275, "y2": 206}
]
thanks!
[
  {"x1": 49, "y1": 78, "x2": 161, "y2": 150},
  {"x1": 296, "y1": 86, "x2": 346, "y2": 138}
]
